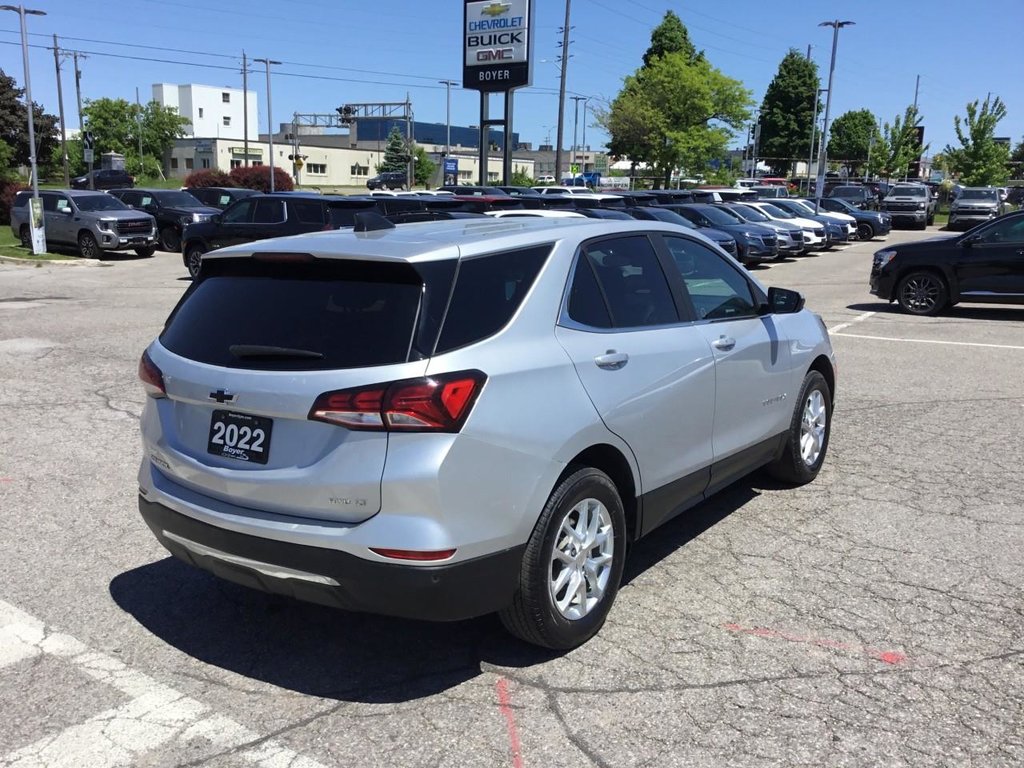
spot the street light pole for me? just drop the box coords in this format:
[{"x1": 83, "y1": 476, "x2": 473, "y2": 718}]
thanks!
[
  {"x1": 806, "y1": 88, "x2": 827, "y2": 196},
  {"x1": 815, "y1": 19, "x2": 855, "y2": 213},
  {"x1": 570, "y1": 95, "x2": 585, "y2": 178},
  {"x1": 2, "y1": 4, "x2": 46, "y2": 198},
  {"x1": 254, "y1": 57, "x2": 281, "y2": 191},
  {"x1": 439, "y1": 80, "x2": 456, "y2": 157}
]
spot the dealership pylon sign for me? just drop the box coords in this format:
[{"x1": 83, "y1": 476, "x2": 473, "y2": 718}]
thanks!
[{"x1": 463, "y1": 0, "x2": 534, "y2": 184}]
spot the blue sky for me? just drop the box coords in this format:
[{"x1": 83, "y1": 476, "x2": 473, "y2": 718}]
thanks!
[{"x1": 2, "y1": 0, "x2": 1021, "y2": 156}]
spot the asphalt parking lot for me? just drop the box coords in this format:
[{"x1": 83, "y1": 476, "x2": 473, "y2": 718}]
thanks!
[{"x1": 0, "y1": 228, "x2": 1021, "y2": 767}]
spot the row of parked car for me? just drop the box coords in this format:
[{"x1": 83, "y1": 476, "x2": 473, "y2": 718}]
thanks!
[{"x1": 10, "y1": 184, "x2": 895, "y2": 279}]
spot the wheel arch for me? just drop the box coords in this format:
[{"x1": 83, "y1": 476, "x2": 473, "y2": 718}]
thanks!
[
  {"x1": 560, "y1": 444, "x2": 639, "y2": 543},
  {"x1": 895, "y1": 264, "x2": 956, "y2": 301},
  {"x1": 808, "y1": 354, "x2": 836, "y2": 404}
]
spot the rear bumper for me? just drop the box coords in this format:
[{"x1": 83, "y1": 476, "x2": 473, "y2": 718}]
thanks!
[{"x1": 139, "y1": 495, "x2": 525, "y2": 622}]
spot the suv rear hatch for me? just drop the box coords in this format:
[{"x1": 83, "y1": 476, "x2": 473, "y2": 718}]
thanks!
[{"x1": 145, "y1": 254, "x2": 456, "y2": 523}]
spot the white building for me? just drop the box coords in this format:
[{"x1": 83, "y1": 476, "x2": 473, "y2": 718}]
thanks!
[{"x1": 152, "y1": 83, "x2": 258, "y2": 142}]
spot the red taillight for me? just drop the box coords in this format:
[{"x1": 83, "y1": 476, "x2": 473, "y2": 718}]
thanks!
[
  {"x1": 309, "y1": 370, "x2": 486, "y2": 432},
  {"x1": 138, "y1": 350, "x2": 166, "y2": 398},
  {"x1": 369, "y1": 547, "x2": 457, "y2": 561}
]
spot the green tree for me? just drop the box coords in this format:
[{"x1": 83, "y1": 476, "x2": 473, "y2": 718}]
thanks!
[
  {"x1": 600, "y1": 51, "x2": 752, "y2": 187},
  {"x1": 81, "y1": 97, "x2": 188, "y2": 176},
  {"x1": 1010, "y1": 137, "x2": 1024, "y2": 181},
  {"x1": 0, "y1": 69, "x2": 59, "y2": 174},
  {"x1": 643, "y1": 11, "x2": 700, "y2": 67},
  {"x1": 943, "y1": 95, "x2": 1010, "y2": 186},
  {"x1": 378, "y1": 126, "x2": 410, "y2": 173},
  {"x1": 757, "y1": 49, "x2": 821, "y2": 176},
  {"x1": 827, "y1": 109, "x2": 882, "y2": 177},
  {"x1": 511, "y1": 166, "x2": 533, "y2": 186},
  {"x1": 877, "y1": 105, "x2": 927, "y2": 181},
  {"x1": 412, "y1": 145, "x2": 435, "y2": 187},
  {"x1": 0, "y1": 138, "x2": 14, "y2": 181}
]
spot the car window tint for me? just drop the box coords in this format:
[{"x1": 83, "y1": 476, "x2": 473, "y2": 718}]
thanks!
[
  {"x1": 253, "y1": 199, "x2": 285, "y2": 224},
  {"x1": 977, "y1": 216, "x2": 1024, "y2": 244},
  {"x1": 435, "y1": 245, "x2": 552, "y2": 353},
  {"x1": 584, "y1": 235, "x2": 678, "y2": 328},
  {"x1": 222, "y1": 199, "x2": 255, "y2": 223},
  {"x1": 41, "y1": 194, "x2": 58, "y2": 212},
  {"x1": 291, "y1": 200, "x2": 325, "y2": 225},
  {"x1": 55, "y1": 196, "x2": 71, "y2": 213},
  {"x1": 664, "y1": 236, "x2": 757, "y2": 321},
  {"x1": 567, "y1": 252, "x2": 612, "y2": 328}
]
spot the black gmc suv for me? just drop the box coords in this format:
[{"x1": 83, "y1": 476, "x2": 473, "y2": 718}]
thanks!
[{"x1": 108, "y1": 188, "x2": 220, "y2": 252}]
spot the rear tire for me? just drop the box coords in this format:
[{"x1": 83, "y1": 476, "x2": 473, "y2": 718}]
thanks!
[
  {"x1": 499, "y1": 467, "x2": 626, "y2": 650},
  {"x1": 78, "y1": 231, "x2": 99, "y2": 259},
  {"x1": 19, "y1": 225, "x2": 30, "y2": 248},
  {"x1": 766, "y1": 371, "x2": 832, "y2": 485}
]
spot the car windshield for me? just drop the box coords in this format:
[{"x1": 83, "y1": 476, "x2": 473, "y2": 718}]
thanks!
[
  {"x1": 833, "y1": 187, "x2": 864, "y2": 196},
  {"x1": 758, "y1": 203, "x2": 794, "y2": 219},
  {"x1": 889, "y1": 186, "x2": 926, "y2": 198},
  {"x1": 74, "y1": 195, "x2": 130, "y2": 212},
  {"x1": 789, "y1": 200, "x2": 818, "y2": 215},
  {"x1": 730, "y1": 204, "x2": 770, "y2": 222},
  {"x1": 156, "y1": 191, "x2": 204, "y2": 207},
  {"x1": 826, "y1": 198, "x2": 856, "y2": 212},
  {"x1": 645, "y1": 208, "x2": 697, "y2": 228},
  {"x1": 697, "y1": 206, "x2": 741, "y2": 226},
  {"x1": 960, "y1": 189, "x2": 998, "y2": 201}
]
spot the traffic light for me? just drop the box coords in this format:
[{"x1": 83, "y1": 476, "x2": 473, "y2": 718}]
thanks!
[{"x1": 337, "y1": 105, "x2": 355, "y2": 125}]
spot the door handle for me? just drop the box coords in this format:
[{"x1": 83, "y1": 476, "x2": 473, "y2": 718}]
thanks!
[
  {"x1": 712, "y1": 335, "x2": 736, "y2": 351},
  {"x1": 594, "y1": 350, "x2": 628, "y2": 370}
]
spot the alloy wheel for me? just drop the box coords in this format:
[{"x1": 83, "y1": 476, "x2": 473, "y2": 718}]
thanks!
[
  {"x1": 900, "y1": 275, "x2": 941, "y2": 314},
  {"x1": 800, "y1": 390, "x2": 827, "y2": 467},
  {"x1": 548, "y1": 497, "x2": 614, "y2": 620}
]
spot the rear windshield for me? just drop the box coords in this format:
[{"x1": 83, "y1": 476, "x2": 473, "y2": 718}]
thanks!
[{"x1": 160, "y1": 245, "x2": 553, "y2": 370}]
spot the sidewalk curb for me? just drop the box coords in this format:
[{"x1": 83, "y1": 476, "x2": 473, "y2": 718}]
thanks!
[{"x1": 0, "y1": 254, "x2": 104, "y2": 267}]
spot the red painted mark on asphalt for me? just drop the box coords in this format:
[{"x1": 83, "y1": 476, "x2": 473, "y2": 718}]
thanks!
[
  {"x1": 723, "y1": 622, "x2": 907, "y2": 665},
  {"x1": 0, "y1": 478, "x2": 12, "y2": 483},
  {"x1": 496, "y1": 677, "x2": 524, "y2": 768}
]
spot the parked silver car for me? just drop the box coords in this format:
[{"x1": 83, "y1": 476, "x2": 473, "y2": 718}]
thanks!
[
  {"x1": 949, "y1": 187, "x2": 1002, "y2": 230},
  {"x1": 9, "y1": 189, "x2": 157, "y2": 258},
  {"x1": 136, "y1": 218, "x2": 836, "y2": 649}
]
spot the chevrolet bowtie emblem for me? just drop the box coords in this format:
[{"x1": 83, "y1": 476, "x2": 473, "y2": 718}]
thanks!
[
  {"x1": 481, "y1": 2, "x2": 511, "y2": 17},
  {"x1": 209, "y1": 389, "x2": 236, "y2": 404}
]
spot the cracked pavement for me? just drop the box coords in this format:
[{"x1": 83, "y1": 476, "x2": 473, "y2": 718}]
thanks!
[{"x1": 0, "y1": 230, "x2": 1021, "y2": 766}]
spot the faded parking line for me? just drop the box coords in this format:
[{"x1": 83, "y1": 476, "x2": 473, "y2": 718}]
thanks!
[
  {"x1": 0, "y1": 599, "x2": 330, "y2": 768},
  {"x1": 829, "y1": 311, "x2": 875, "y2": 333},
  {"x1": 830, "y1": 332, "x2": 1024, "y2": 351}
]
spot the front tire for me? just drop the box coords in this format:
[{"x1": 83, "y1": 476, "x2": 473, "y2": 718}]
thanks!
[
  {"x1": 897, "y1": 270, "x2": 947, "y2": 316},
  {"x1": 856, "y1": 222, "x2": 875, "y2": 240},
  {"x1": 134, "y1": 246, "x2": 156, "y2": 258},
  {"x1": 184, "y1": 244, "x2": 206, "y2": 278},
  {"x1": 499, "y1": 467, "x2": 626, "y2": 650},
  {"x1": 766, "y1": 371, "x2": 832, "y2": 485},
  {"x1": 78, "y1": 231, "x2": 99, "y2": 259},
  {"x1": 159, "y1": 227, "x2": 181, "y2": 253}
]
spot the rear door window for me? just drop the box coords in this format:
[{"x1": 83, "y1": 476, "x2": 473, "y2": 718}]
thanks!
[
  {"x1": 291, "y1": 200, "x2": 326, "y2": 225},
  {"x1": 434, "y1": 245, "x2": 552, "y2": 353},
  {"x1": 253, "y1": 199, "x2": 285, "y2": 224}
]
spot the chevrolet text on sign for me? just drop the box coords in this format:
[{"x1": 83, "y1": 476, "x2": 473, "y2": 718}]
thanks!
[{"x1": 463, "y1": 0, "x2": 532, "y2": 92}]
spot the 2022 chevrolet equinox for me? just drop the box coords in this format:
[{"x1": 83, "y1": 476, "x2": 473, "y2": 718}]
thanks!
[{"x1": 137, "y1": 217, "x2": 836, "y2": 649}]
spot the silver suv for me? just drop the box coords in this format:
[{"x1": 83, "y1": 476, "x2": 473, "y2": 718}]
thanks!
[
  {"x1": 949, "y1": 187, "x2": 1002, "y2": 230},
  {"x1": 10, "y1": 190, "x2": 158, "y2": 258},
  {"x1": 137, "y1": 218, "x2": 836, "y2": 649}
]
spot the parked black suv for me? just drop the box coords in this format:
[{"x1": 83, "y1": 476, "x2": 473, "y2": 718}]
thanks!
[
  {"x1": 870, "y1": 211, "x2": 1024, "y2": 315},
  {"x1": 184, "y1": 187, "x2": 260, "y2": 210},
  {"x1": 366, "y1": 171, "x2": 407, "y2": 190},
  {"x1": 70, "y1": 169, "x2": 135, "y2": 190},
  {"x1": 108, "y1": 188, "x2": 220, "y2": 252},
  {"x1": 179, "y1": 193, "x2": 439, "y2": 278}
]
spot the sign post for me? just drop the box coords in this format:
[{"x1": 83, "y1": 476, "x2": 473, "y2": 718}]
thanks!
[{"x1": 463, "y1": 0, "x2": 533, "y2": 185}]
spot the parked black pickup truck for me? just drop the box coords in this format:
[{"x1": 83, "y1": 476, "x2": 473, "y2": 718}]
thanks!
[{"x1": 108, "y1": 188, "x2": 220, "y2": 252}]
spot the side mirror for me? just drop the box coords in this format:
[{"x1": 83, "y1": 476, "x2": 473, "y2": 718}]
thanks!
[
  {"x1": 962, "y1": 233, "x2": 980, "y2": 246},
  {"x1": 212, "y1": 213, "x2": 222, "y2": 224},
  {"x1": 766, "y1": 286, "x2": 805, "y2": 314}
]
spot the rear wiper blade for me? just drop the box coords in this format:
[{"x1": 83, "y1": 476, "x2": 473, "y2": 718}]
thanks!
[{"x1": 229, "y1": 344, "x2": 324, "y2": 360}]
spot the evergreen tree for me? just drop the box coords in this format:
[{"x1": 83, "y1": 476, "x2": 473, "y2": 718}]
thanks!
[
  {"x1": 379, "y1": 126, "x2": 411, "y2": 173},
  {"x1": 943, "y1": 95, "x2": 1010, "y2": 186},
  {"x1": 643, "y1": 11, "x2": 700, "y2": 67},
  {"x1": 757, "y1": 50, "x2": 821, "y2": 176}
]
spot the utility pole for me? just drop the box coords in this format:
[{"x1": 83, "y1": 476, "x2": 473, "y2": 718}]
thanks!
[
  {"x1": 254, "y1": 58, "x2": 281, "y2": 191},
  {"x1": 554, "y1": 0, "x2": 572, "y2": 184},
  {"x1": 806, "y1": 88, "x2": 826, "y2": 195},
  {"x1": 815, "y1": 19, "x2": 855, "y2": 213},
  {"x1": 406, "y1": 92, "x2": 414, "y2": 190},
  {"x1": 71, "y1": 50, "x2": 93, "y2": 189},
  {"x1": 581, "y1": 98, "x2": 589, "y2": 174},
  {"x1": 806, "y1": 44, "x2": 812, "y2": 60},
  {"x1": 52, "y1": 34, "x2": 69, "y2": 186},
  {"x1": 570, "y1": 95, "x2": 585, "y2": 176},
  {"x1": 904, "y1": 74, "x2": 921, "y2": 182},
  {"x1": 439, "y1": 79, "x2": 456, "y2": 158},
  {"x1": 135, "y1": 86, "x2": 143, "y2": 176},
  {"x1": 242, "y1": 50, "x2": 249, "y2": 167}
]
